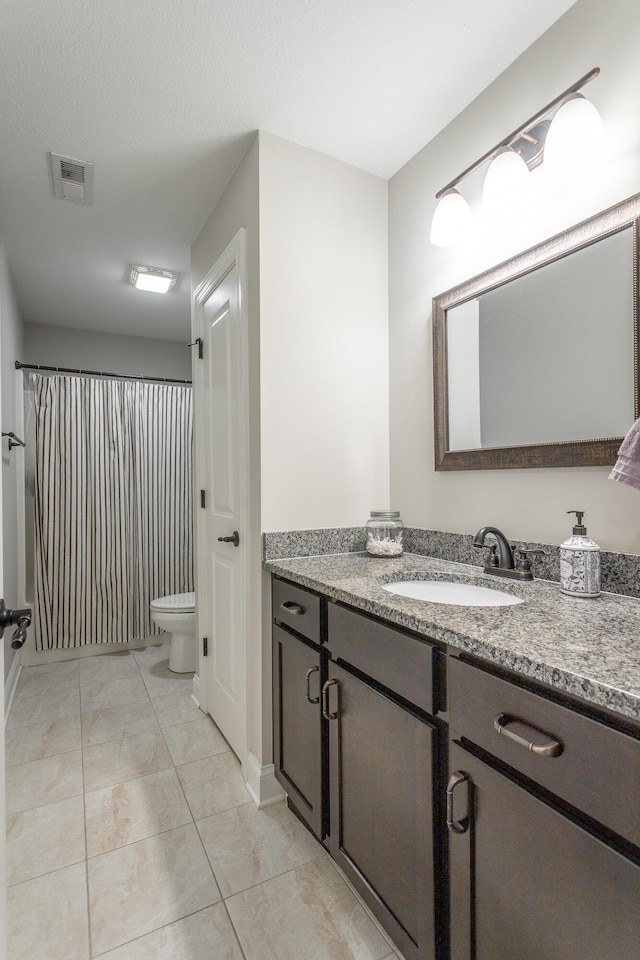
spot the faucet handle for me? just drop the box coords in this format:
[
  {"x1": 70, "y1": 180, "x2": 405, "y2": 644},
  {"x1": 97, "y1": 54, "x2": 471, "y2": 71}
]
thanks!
[
  {"x1": 515, "y1": 547, "x2": 545, "y2": 574},
  {"x1": 474, "y1": 542, "x2": 499, "y2": 567}
]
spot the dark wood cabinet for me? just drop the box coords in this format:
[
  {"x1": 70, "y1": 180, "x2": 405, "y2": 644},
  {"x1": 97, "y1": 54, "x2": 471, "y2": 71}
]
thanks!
[
  {"x1": 449, "y1": 656, "x2": 640, "y2": 847},
  {"x1": 272, "y1": 582, "x2": 443, "y2": 958},
  {"x1": 448, "y1": 739, "x2": 640, "y2": 960},
  {"x1": 272, "y1": 573, "x2": 640, "y2": 960},
  {"x1": 448, "y1": 656, "x2": 640, "y2": 960},
  {"x1": 325, "y1": 659, "x2": 439, "y2": 960},
  {"x1": 272, "y1": 576, "x2": 322, "y2": 645},
  {"x1": 272, "y1": 619, "x2": 325, "y2": 839}
]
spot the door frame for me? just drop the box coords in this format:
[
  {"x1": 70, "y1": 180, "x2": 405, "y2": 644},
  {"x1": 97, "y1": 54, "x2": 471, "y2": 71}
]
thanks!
[
  {"x1": 0, "y1": 294, "x2": 6, "y2": 955},
  {"x1": 191, "y1": 228, "x2": 250, "y2": 775}
]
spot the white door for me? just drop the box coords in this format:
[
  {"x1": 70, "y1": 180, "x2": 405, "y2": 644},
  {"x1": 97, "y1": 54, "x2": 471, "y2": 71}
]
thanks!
[
  {"x1": 0, "y1": 324, "x2": 7, "y2": 952},
  {"x1": 193, "y1": 232, "x2": 249, "y2": 764}
]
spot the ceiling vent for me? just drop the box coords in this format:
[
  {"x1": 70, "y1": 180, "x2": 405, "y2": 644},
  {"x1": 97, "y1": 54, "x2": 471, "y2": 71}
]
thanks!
[{"x1": 48, "y1": 152, "x2": 94, "y2": 205}]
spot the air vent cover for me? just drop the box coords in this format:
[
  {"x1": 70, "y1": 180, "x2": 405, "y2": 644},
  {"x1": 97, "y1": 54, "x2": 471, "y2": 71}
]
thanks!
[{"x1": 48, "y1": 152, "x2": 94, "y2": 205}]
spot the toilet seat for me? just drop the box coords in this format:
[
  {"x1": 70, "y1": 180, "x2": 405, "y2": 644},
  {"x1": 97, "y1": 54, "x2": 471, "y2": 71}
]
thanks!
[{"x1": 150, "y1": 591, "x2": 195, "y2": 614}]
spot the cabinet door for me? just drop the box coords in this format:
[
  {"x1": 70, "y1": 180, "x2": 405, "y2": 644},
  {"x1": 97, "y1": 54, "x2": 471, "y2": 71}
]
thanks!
[
  {"x1": 448, "y1": 741, "x2": 640, "y2": 960},
  {"x1": 272, "y1": 625, "x2": 324, "y2": 838},
  {"x1": 326, "y1": 661, "x2": 437, "y2": 960}
]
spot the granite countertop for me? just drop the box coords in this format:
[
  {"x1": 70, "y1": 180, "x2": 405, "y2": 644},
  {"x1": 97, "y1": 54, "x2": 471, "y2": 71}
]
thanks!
[{"x1": 266, "y1": 552, "x2": 640, "y2": 722}]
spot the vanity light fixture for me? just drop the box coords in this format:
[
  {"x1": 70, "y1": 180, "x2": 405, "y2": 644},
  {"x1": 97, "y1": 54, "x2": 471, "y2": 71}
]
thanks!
[
  {"x1": 543, "y1": 92, "x2": 605, "y2": 176},
  {"x1": 482, "y1": 146, "x2": 531, "y2": 218},
  {"x1": 429, "y1": 188, "x2": 474, "y2": 247},
  {"x1": 128, "y1": 264, "x2": 179, "y2": 294},
  {"x1": 430, "y1": 67, "x2": 602, "y2": 247}
]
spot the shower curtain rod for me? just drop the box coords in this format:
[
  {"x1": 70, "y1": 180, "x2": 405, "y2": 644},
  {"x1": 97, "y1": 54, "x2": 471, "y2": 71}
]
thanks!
[{"x1": 15, "y1": 361, "x2": 192, "y2": 385}]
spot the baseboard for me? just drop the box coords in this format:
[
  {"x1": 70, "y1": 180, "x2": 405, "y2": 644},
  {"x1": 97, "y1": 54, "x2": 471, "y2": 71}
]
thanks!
[
  {"x1": 19, "y1": 634, "x2": 163, "y2": 667},
  {"x1": 244, "y1": 751, "x2": 285, "y2": 809},
  {"x1": 5, "y1": 652, "x2": 22, "y2": 723}
]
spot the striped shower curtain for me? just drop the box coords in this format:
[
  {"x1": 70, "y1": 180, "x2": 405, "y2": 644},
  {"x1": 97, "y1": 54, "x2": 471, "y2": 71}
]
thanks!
[{"x1": 32, "y1": 374, "x2": 193, "y2": 650}]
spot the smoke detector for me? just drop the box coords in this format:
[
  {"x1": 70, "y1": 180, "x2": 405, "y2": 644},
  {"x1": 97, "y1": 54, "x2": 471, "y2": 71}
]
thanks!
[{"x1": 48, "y1": 152, "x2": 94, "y2": 205}]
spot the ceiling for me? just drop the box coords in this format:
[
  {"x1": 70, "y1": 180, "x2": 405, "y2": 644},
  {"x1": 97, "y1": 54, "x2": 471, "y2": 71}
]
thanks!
[{"x1": 0, "y1": 0, "x2": 576, "y2": 343}]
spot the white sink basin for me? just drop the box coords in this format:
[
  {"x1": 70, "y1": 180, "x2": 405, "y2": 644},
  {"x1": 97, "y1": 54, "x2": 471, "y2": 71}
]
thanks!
[{"x1": 383, "y1": 580, "x2": 523, "y2": 607}]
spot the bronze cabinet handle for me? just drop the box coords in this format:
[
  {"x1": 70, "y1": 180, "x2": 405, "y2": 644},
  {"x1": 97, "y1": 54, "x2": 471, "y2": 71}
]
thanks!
[
  {"x1": 280, "y1": 601, "x2": 305, "y2": 616},
  {"x1": 305, "y1": 666, "x2": 320, "y2": 704},
  {"x1": 321, "y1": 679, "x2": 339, "y2": 720},
  {"x1": 446, "y1": 771, "x2": 471, "y2": 834},
  {"x1": 493, "y1": 713, "x2": 563, "y2": 758}
]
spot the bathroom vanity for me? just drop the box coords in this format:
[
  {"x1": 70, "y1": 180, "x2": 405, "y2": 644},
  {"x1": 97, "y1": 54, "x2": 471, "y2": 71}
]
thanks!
[{"x1": 269, "y1": 553, "x2": 640, "y2": 960}]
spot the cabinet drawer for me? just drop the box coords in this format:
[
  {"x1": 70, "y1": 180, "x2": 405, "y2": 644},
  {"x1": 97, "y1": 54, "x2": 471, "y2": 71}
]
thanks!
[
  {"x1": 272, "y1": 577, "x2": 321, "y2": 644},
  {"x1": 449, "y1": 656, "x2": 640, "y2": 847},
  {"x1": 328, "y1": 602, "x2": 435, "y2": 715}
]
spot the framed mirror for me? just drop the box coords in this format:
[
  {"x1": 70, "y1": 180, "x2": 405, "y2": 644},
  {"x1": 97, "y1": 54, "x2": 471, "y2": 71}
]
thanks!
[{"x1": 433, "y1": 193, "x2": 640, "y2": 470}]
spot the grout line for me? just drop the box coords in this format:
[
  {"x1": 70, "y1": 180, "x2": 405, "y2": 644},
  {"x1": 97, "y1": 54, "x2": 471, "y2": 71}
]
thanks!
[
  {"x1": 6, "y1": 854, "x2": 88, "y2": 892},
  {"x1": 5, "y1": 740, "x2": 83, "y2": 769},
  {"x1": 88, "y1": 903, "x2": 238, "y2": 959},
  {"x1": 82, "y1": 751, "x2": 175, "y2": 795},
  {"x1": 12, "y1": 679, "x2": 80, "y2": 703},
  {"x1": 81, "y1": 720, "x2": 163, "y2": 750},
  {"x1": 190, "y1": 795, "x2": 254, "y2": 824},
  {"x1": 221, "y1": 898, "x2": 250, "y2": 960},
  {"x1": 146, "y1": 686, "x2": 207, "y2": 828},
  {"x1": 172, "y1": 751, "x2": 202, "y2": 825},
  {"x1": 152, "y1": 695, "x2": 227, "y2": 797},
  {"x1": 77, "y1": 654, "x2": 94, "y2": 960},
  {"x1": 220, "y1": 846, "x2": 326, "y2": 905},
  {"x1": 5, "y1": 760, "x2": 84, "y2": 816},
  {"x1": 86, "y1": 815, "x2": 197, "y2": 863},
  {"x1": 189, "y1": 808, "x2": 223, "y2": 898}
]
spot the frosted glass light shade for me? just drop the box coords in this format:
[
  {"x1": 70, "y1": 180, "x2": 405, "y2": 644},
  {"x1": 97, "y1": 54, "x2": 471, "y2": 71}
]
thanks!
[
  {"x1": 482, "y1": 146, "x2": 531, "y2": 216},
  {"x1": 544, "y1": 93, "x2": 604, "y2": 176},
  {"x1": 430, "y1": 189, "x2": 473, "y2": 247},
  {"x1": 129, "y1": 264, "x2": 178, "y2": 294},
  {"x1": 135, "y1": 273, "x2": 173, "y2": 293}
]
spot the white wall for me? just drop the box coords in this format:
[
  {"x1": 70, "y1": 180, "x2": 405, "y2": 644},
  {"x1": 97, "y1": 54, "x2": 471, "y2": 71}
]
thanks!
[
  {"x1": 1, "y1": 246, "x2": 25, "y2": 681},
  {"x1": 389, "y1": 0, "x2": 640, "y2": 554},
  {"x1": 259, "y1": 131, "x2": 389, "y2": 530},
  {"x1": 24, "y1": 322, "x2": 191, "y2": 381}
]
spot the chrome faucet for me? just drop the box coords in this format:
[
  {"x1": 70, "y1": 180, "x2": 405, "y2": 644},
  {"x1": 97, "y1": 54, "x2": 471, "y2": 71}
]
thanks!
[{"x1": 472, "y1": 526, "x2": 543, "y2": 582}]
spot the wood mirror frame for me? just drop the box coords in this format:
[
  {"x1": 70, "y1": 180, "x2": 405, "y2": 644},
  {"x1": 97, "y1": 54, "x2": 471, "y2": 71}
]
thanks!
[{"x1": 433, "y1": 194, "x2": 640, "y2": 471}]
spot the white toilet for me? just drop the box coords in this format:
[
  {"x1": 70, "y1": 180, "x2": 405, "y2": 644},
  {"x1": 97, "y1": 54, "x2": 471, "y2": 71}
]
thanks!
[{"x1": 149, "y1": 591, "x2": 196, "y2": 673}]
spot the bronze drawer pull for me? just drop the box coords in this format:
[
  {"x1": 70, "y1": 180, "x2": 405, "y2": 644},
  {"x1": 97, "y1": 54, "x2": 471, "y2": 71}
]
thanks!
[
  {"x1": 280, "y1": 601, "x2": 305, "y2": 616},
  {"x1": 446, "y1": 771, "x2": 470, "y2": 834},
  {"x1": 493, "y1": 714, "x2": 563, "y2": 757},
  {"x1": 305, "y1": 666, "x2": 320, "y2": 704},
  {"x1": 322, "y1": 679, "x2": 339, "y2": 720}
]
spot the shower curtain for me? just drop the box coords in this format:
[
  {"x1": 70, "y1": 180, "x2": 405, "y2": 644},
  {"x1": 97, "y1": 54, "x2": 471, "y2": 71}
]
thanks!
[{"x1": 32, "y1": 374, "x2": 193, "y2": 650}]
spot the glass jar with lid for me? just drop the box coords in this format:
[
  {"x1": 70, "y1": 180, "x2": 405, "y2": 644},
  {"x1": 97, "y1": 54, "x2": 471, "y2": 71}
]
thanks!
[{"x1": 365, "y1": 511, "x2": 404, "y2": 557}]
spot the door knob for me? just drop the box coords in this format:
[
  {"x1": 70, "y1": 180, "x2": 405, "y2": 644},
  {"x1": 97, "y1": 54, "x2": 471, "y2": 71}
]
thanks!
[
  {"x1": 0, "y1": 599, "x2": 32, "y2": 649},
  {"x1": 217, "y1": 531, "x2": 240, "y2": 547}
]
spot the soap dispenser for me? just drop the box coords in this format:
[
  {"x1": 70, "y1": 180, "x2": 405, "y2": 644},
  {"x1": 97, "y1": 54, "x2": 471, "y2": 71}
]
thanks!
[{"x1": 560, "y1": 510, "x2": 600, "y2": 598}]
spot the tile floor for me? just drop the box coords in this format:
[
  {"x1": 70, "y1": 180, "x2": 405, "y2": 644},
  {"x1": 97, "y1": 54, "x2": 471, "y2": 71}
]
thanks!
[{"x1": 5, "y1": 641, "x2": 401, "y2": 959}]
